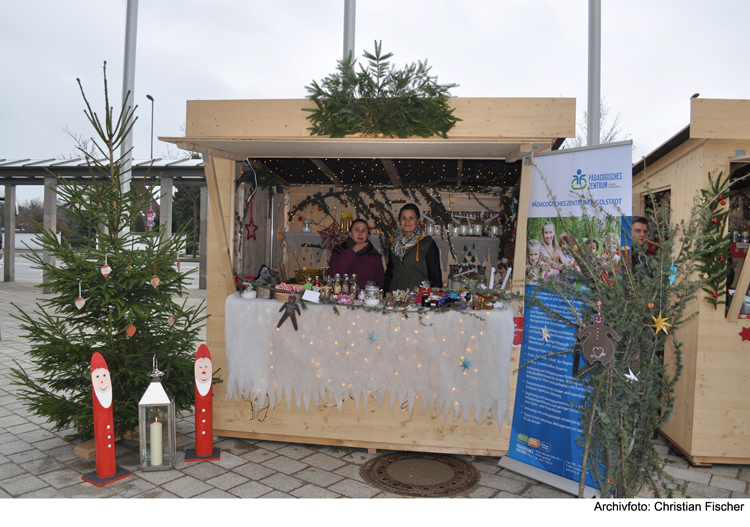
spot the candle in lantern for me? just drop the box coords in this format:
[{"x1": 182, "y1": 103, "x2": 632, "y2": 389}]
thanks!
[{"x1": 150, "y1": 417, "x2": 163, "y2": 466}]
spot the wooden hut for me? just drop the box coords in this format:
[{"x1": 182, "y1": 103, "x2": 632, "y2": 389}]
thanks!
[
  {"x1": 632, "y1": 98, "x2": 750, "y2": 466},
  {"x1": 162, "y1": 98, "x2": 575, "y2": 455}
]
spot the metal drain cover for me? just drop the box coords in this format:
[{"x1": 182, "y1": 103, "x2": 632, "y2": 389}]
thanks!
[{"x1": 361, "y1": 452, "x2": 479, "y2": 497}]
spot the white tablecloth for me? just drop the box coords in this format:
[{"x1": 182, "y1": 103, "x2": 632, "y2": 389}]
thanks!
[{"x1": 224, "y1": 294, "x2": 514, "y2": 430}]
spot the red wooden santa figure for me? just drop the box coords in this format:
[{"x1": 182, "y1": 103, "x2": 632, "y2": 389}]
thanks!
[
  {"x1": 185, "y1": 344, "x2": 220, "y2": 461},
  {"x1": 81, "y1": 352, "x2": 131, "y2": 486}
]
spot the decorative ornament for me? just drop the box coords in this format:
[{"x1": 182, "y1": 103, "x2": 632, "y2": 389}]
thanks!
[
  {"x1": 367, "y1": 331, "x2": 379, "y2": 343},
  {"x1": 75, "y1": 281, "x2": 86, "y2": 310},
  {"x1": 185, "y1": 344, "x2": 221, "y2": 462},
  {"x1": 721, "y1": 200, "x2": 726, "y2": 206},
  {"x1": 244, "y1": 197, "x2": 258, "y2": 240},
  {"x1": 577, "y1": 301, "x2": 621, "y2": 366},
  {"x1": 712, "y1": 293, "x2": 718, "y2": 298},
  {"x1": 82, "y1": 352, "x2": 132, "y2": 486},
  {"x1": 318, "y1": 206, "x2": 323, "y2": 211},
  {"x1": 647, "y1": 302, "x2": 654, "y2": 311},
  {"x1": 669, "y1": 262, "x2": 677, "y2": 285},
  {"x1": 739, "y1": 326, "x2": 750, "y2": 342},
  {"x1": 277, "y1": 294, "x2": 301, "y2": 331},
  {"x1": 460, "y1": 359, "x2": 472, "y2": 371},
  {"x1": 318, "y1": 221, "x2": 349, "y2": 251},
  {"x1": 298, "y1": 217, "x2": 303, "y2": 222},
  {"x1": 625, "y1": 368, "x2": 639, "y2": 382},
  {"x1": 369, "y1": 203, "x2": 374, "y2": 208},
  {"x1": 713, "y1": 218, "x2": 719, "y2": 224},
  {"x1": 719, "y1": 195, "x2": 724, "y2": 200},
  {"x1": 720, "y1": 256, "x2": 725, "y2": 262},
  {"x1": 101, "y1": 254, "x2": 111, "y2": 278},
  {"x1": 167, "y1": 315, "x2": 175, "y2": 327},
  {"x1": 650, "y1": 312, "x2": 672, "y2": 335},
  {"x1": 151, "y1": 261, "x2": 159, "y2": 288},
  {"x1": 541, "y1": 326, "x2": 550, "y2": 343},
  {"x1": 126, "y1": 253, "x2": 132, "y2": 270},
  {"x1": 703, "y1": 272, "x2": 709, "y2": 279},
  {"x1": 125, "y1": 324, "x2": 136, "y2": 338},
  {"x1": 342, "y1": 200, "x2": 348, "y2": 205},
  {"x1": 176, "y1": 257, "x2": 181, "y2": 273}
]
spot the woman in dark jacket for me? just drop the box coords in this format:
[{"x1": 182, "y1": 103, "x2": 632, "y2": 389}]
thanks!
[
  {"x1": 329, "y1": 219, "x2": 385, "y2": 290},
  {"x1": 384, "y1": 204, "x2": 442, "y2": 292}
]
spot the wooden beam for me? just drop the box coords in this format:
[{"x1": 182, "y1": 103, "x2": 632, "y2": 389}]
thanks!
[
  {"x1": 457, "y1": 159, "x2": 463, "y2": 188},
  {"x1": 380, "y1": 159, "x2": 401, "y2": 188},
  {"x1": 727, "y1": 245, "x2": 750, "y2": 322},
  {"x1": 505, "y1": 143, "x2": 533, "y2": 163},
  {"x1": 204, "y1": 156, "x2": 237, "y2": 298},
  {"x1": 310, "y1": 159, "x2": 342, "y2": 185}
]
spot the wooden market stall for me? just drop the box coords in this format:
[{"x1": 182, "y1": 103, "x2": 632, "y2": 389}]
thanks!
[
  {"x1": 162, "y1": 97, "x2": 575, "y2": 456},
  {"x1": 632, "y1": 98, "x2": 750, "y2": 466}
]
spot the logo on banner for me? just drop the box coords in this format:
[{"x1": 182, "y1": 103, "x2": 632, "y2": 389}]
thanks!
[{"x1": 571, "y1": 169, "x2": 587, "y2": 190}]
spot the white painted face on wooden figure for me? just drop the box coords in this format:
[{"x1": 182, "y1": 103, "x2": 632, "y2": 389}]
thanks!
[
  {"x1": 195, "y1": 357, "x2": 212, "y2": 396},
  {"x1": 92, "y1": 367, "x2": 112, "y2": 408}
]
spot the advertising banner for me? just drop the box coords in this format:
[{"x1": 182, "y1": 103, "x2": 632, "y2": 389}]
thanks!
[{"x1": 506, "y1": 142, "x2": 632, "y2": 490}]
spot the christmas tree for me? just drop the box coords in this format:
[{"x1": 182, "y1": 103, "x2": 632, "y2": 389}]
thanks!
[
  {"x1": 529, "y1": 174, "x2": 734, "y2": 498},
  {"x1": 11, "y1": 63, "x2": 206, "y2": 440}
]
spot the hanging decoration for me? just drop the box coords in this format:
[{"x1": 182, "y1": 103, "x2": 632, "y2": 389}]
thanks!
[
  {"x1": 101, "y1": 254, "x2": 111, "y2": 278},
  {"x1": 176, "y1": 257, "x2": 180, "y2": 273},
  {"x1": 75, "y1": 281, "x2": 86, "y2": 310},
  {"x1": 577, "y1": 302, "x2": 621, "y2": 366},
  {"x1": 126, "y1": 324, "x2": 137, "y2": 338},
  {"x1": 245, "y1": 197, "x2": 259, "y2": 240},
  {"x1": 367, "y1": 331, "x2": 379, "y2": 343},
  {"x1": 318, "y1": 221, "x2": 349, "y2": 251},
  {"x1": 650, "y1": 312, "x2": 672, "y2": 335},
  {"x1": 460, "y1": 359, "x2": 472, "y2": 372},
  {"x1": 167, "y1": 315, "x2": 175, "y2": 327},
  {"x1": 151, "y1": 261, "x2": 160, "y2": 288},
  {"x1": 541, "y1": 326, "x2": 550, "y2": 343}
]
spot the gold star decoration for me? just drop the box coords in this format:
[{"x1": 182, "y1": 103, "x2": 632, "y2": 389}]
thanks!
[
  {"x1": 541, "y1": 326, "x2": 550, "y2": 342},
  {"x1": 650, "y1": 312, "x2": 672, "y2": 335}
]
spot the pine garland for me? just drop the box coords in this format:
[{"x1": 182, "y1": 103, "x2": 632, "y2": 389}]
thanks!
[{"x1": 304, "y1": 41, "x2": 461, "y2": 138}]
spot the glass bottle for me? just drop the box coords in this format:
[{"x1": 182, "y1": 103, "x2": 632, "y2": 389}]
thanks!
[
  {"x1": 342, "y1": 274, "x2": 350, "y2": 294},
  {"x1": 333, "y1": 274, "x2": 342, "y2": 294},
  {"x1": 349, "y1": 273, "x2": 359, "y2": 294}
]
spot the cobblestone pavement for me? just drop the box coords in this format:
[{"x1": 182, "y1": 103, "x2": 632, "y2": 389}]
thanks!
[{"x1": 1, "y1": 281, "x2": 749, "y2": 499}]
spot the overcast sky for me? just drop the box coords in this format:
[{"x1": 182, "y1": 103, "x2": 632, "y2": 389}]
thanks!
[{"x1": 2, "y1": 0, "x2": 748, "y2": 203}]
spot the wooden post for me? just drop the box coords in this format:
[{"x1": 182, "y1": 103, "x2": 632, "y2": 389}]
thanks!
[
  {"x1": 43, "y1": 176, "x2": 57, "y2": 293},
  {"x1": 160, "y1": 176, "x2": 173, "y2": 243},
  {"x1": 510, "y1": 154, "x2": 534, "y2": 308},
  {"x1": 3, "y1": 185, "x2": 15, "y2": 282},
  {"x1": 199, "y1": 186, "x2": 208, "y2": 290}
]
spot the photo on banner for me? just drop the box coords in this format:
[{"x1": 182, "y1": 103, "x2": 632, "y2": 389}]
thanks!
[{"x1": 507, "y1": 142, "x2": 633, "y2": 490}]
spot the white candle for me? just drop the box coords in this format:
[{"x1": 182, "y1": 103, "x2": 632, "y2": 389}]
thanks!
[{"x1": 150, "y1": 418, "x2": 163, "y2": 466}]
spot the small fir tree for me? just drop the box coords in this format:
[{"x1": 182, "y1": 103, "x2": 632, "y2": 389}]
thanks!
[
  {"x1": 11, "y1": 63, "x2": 206, "y2": 440},
  {"x1": 528, "y1": 172, "x2": 734, "y2": 497}
]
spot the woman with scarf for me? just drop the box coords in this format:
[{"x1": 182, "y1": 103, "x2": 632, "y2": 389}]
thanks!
[
  {"x1": 384, "y1": 204, "x2": 442, "y2": 292},
  {"x1": 329, "y1": 218, "x2": 385, "y2": 290}
]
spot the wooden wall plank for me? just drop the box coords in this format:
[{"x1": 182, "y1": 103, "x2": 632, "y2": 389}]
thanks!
[{"x1": 691, "y1": 99, "x2": 750, "y2": 140}]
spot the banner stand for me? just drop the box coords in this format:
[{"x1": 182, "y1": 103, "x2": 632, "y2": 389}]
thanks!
[{"x1": 498, "y1": 456, "x2": 600, "y2": 498}]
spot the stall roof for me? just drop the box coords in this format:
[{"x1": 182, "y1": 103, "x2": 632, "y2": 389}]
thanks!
[{"x1": 161, "y1": 97, "x2": 576, "y2": 188}]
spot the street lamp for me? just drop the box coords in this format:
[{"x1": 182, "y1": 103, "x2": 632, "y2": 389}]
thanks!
[{"x1": 146, "y1": 94, "x2": 154, "y2": 159}]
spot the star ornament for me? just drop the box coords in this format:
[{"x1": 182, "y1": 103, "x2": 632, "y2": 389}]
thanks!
[
  {"x1": 541, "y1": 326, "x2": 550, "y2": 342},
  {"x1": 650, "y1": 312, "x2": 672, "y2": 335},
  {"x1": 739, "y1": 326, "x2": 750, "y2": 342},
  {"x1": 460, "y1": 359, "x2": 472, "y2": 371},
  {"x1": 245, "y1": 220, "x2": 258, "y2": 240},
  {"x1": 367, "y1": 331, "x2": 379, "y2": 343}
]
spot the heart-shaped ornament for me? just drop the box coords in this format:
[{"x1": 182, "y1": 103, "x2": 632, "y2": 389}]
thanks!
[
  {"x1": 125, "y1": 324, "x2": 136, "y2": 337},
  {"x1": 151, "y1": 276, "x2": 160, "y2": 288},
  {"x1": 75, "y1": 297, "x2": 86, "y2": 310},
  {"x1": 101, "y1": 264, "x2": 111, "y2": 278},
  {"x1": 167, "y1": 315, "x2": 175, "y2": 327}
]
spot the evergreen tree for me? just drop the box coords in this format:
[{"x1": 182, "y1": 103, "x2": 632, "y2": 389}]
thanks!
[
  {"x1": 11, "y1": 63, "x2": 206, "y2": 440},
  {"x1": 530, "y1": 173, "x2": 733, "y2": 497}
]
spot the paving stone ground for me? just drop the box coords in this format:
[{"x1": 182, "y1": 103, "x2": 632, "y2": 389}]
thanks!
[{"x1": 1, "y1": 281, "x2": 749, "y2": 499}]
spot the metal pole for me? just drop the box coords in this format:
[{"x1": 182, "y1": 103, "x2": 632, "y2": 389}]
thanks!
[
  {"x1": 146, "y1": 94, "x2": 154, "y2": 159},
  {"x1": 587, "y1": 0, "x2": 601, "y2": 146},
  {"x1": 269, "y1": 189, "x2": 275, "y2": 269},
  {"x1": 121, "y1": 0, "x2": 139, "y2": 217},
  {"x1": 343, "y1": 0, "x2": 356, "y2": 61}
]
